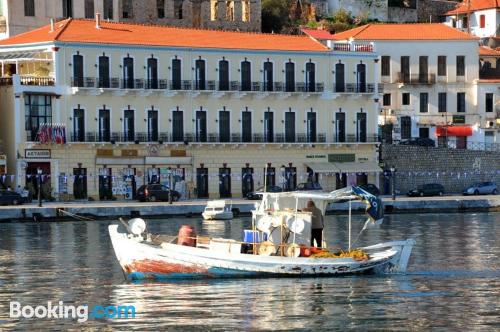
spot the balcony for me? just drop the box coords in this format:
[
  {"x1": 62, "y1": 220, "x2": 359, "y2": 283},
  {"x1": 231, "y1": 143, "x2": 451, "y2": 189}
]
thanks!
[
  {"x1": 333, "y1": 83, "x2": 376, "y2": 93},
  {"x1": 0, "y1": 75, "x2": 55, "y2": 86},
  {"x1": 396, "y1": 73, "x2": 436, "y2": 85},
  {"x1": 332, "y1": 42, "x2": 374, "y2": 53}
]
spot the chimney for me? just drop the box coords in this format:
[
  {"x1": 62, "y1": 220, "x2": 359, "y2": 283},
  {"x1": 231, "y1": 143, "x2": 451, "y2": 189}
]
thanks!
[
  {"x1": 95, "y1": 12, "x2": 101, "y2": 29},
  {"x1": 50, "y1": 18, "x2": 55, "y2": 32}
]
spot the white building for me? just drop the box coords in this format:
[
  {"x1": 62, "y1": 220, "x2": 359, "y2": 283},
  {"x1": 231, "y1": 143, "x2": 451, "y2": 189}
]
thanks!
[
  {"x1": 444, "y1": 0, "x2": 500, "y2": 38},
  {"x1": 329, "y1": 23, "x2": 499, "y2": 148},
  {"x1": 0, "y1": 18, "x2": 381, "y2": 199}
]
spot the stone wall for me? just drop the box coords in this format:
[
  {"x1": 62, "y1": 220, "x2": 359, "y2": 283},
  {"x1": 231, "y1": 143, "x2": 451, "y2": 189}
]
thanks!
[
  {"x1": 417, "y1": 0, "x2": 459, "y2": 22},
  {"x1": 380, "y1": 144, "x2": 500, "y2": 194}
]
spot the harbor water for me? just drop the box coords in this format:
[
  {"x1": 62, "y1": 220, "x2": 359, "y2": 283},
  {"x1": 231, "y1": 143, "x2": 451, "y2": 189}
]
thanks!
[{"x1": 0, "y1": 213, "x2": 499, "y2": 330}]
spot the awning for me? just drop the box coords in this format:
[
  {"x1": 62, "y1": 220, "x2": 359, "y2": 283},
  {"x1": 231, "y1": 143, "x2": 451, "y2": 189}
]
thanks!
[
  {"x1": 436, "y1": 126, "x2": 473, "y2": 137},
  {"x1": 0, "y1": 52, "x2": 50, "y2": 61},
  {"x1": 306, "y1": 161, "x2": 382, "y2": 173}
]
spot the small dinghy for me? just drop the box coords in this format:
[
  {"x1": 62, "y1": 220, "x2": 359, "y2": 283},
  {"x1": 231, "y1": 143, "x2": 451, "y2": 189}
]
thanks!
[{"x1": 201, "y1": 200, "x2": 233, "y2": 220}]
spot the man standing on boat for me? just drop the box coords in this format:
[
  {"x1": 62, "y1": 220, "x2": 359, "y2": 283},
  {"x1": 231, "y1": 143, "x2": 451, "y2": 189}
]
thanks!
[{"x1": 305, "y1": 200, "x2": 324, "y2": 248}]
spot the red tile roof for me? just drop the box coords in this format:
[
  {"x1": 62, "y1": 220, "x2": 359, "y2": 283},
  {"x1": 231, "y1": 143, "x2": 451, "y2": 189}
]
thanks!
[
  {"x1": 331, "y1": 23, "x2": 478, "y2": 41},
  {"x1": 301, "y1": 28, "x2": 334, "y2": 40},
  {"x1": 0, "y1": 19, "x2": 329, "y2": 52},
  {"x1": 479, "y1": 46, "x2": 500, "y2": 56},
  {"x1": 444, "y1": 0, "x2": 499, "y2": 16}
]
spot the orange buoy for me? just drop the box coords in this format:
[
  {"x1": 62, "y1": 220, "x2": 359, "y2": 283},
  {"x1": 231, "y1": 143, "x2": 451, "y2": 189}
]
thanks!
[
  {"x1": 177, "y1": 225, "x2": 197, "y2": 247},
  {"x1": 300, "y1": 244, "x2": 311, "y2": 257}
]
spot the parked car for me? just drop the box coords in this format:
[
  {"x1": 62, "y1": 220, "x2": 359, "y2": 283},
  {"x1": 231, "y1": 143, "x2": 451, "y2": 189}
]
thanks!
[
  {"x1": 295, "y1": 182, "x2": 323, "y2": 191},
  {"x1": 246, "y1": 186, "x2": 283, "y2": 200},
  {"x1": 136, "y1": 184, "x2": 181, "y2": 202},
  {"x1": 463, "y1": 182, "x2": 497, "y2": 195},
  {"x1": 407, "y1": 183, "x2": 445, "y2": 197},
  {"x1": 0, "y1": 190, "x2": 23, "y2": 205},
  {"x1": 358, "y1": 183, "x2": 381, "y2": 196},
  {"x1": 399, "y1": 137, "x2": 435, "y2": 147}
]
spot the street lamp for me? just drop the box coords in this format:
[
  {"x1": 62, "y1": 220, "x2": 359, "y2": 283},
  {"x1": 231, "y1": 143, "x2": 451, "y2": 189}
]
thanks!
[
  {"x1": 280, "y1": 165, "x2": 286, "y2": 191},
  {"x1": 168, "y1": 167, "x2": 173, "y2": 204},
  {"x1": 390, "y1": 166, "x2": 396, "y2": 201},
  {"x1": 37, "y1": 168, "x2": 42, "y2": 207}
]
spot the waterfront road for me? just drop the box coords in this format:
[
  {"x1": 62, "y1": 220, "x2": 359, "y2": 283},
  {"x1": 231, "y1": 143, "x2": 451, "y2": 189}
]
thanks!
[{"x1": 0, "y1": 195, "x2": 499, "y2": 221}]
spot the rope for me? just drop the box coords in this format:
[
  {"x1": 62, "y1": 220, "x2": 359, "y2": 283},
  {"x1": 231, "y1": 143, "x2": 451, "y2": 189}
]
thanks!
[{"x1": 57, "y1": 208, "x2": 95, "y2": 221}]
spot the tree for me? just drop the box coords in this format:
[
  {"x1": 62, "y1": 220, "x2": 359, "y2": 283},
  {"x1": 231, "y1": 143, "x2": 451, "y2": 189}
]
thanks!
[{"x1": 261, "y1": 0, "x2": 291, "y2": 33}]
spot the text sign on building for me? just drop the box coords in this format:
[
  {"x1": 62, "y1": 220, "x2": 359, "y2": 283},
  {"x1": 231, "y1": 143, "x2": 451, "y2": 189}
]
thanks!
[
  {"x1": 306, "y1": 154, "x2": 326, "y2": 159},
  {"x1": 328, "y1": 154, "x2": 355, "y2": 163},
  {"x1": 25, "y1": 149, "x2": 51, "y2": 159}
]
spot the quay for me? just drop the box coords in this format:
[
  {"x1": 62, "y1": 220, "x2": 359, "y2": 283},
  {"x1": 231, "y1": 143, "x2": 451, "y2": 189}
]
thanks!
[{"x1": 0, "y1": 195, "x2": 499, "y2": 222}]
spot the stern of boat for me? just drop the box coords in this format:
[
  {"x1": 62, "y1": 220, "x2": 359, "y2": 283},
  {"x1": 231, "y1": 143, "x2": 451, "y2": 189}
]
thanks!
[{"x1": 362, "y1": 239, "x2": 416, "y2": 273}]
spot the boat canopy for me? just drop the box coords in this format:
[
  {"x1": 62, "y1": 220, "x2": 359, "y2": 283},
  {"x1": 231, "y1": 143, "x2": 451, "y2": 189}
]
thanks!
[
  {"x1": 258, "y1": 186, "x2": 383, "y2": 223},
  {"x1": 206, "y1": 200, "x2": 229, "y2": 208}
]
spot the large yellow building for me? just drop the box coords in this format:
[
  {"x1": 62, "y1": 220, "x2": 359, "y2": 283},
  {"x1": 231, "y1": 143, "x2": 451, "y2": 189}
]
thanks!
[{"x1": 0, "y1": 18, "x2": 381, "y2": 200}]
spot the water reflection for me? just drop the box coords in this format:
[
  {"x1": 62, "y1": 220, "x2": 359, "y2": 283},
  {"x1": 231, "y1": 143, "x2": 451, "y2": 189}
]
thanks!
[{"x1": 0, "y1": 213, "x2": 498, "y2": 330}]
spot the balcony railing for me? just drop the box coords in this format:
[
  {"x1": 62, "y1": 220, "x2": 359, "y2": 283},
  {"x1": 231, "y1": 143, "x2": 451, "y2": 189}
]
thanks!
[
  {"x1": 58, "y1": 131, "x2": 378, "y2": 144},
  {"x1": 20, "y1": 76, "x2": 55, "y2": 86},
  {"x1": 396, "y1": 73, "x2": 436, "y2": 85},
  {"x1": 332, "y1": 42, "x2": 374, "y2": 53},
  {"x1": 333, "y1": 83, "x2": 376, "y2": 93}
]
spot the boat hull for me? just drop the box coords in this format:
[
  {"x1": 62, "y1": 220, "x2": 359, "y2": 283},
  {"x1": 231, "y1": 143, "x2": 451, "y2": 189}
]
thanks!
[
  {"x1": 201, "y1": 211, "x2": 234, "y2": 220},
  {"x1": 109, "y1": 225, "x2": 414, "y2": 281}
]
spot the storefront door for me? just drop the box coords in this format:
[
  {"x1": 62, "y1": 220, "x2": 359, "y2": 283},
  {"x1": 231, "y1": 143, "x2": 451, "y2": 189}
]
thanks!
[
  {"x1": 26, "y1": 162, "x2": 51, "y2": 199},
  {"x1": 219, "y1": 167, "x2": 231, "y2": 198},
  {"x1": 73, "y1": 168, "x2": 87, "y2": 199},
  {"x1": 98, "y1": 168, "x2": 112, "y2": 200},
  {"x1": 242, "y1": 167, "x2": 254, "y2": 197},
  {"x1": 196, "y1": 168, "x2": 208, "y2": 198}
]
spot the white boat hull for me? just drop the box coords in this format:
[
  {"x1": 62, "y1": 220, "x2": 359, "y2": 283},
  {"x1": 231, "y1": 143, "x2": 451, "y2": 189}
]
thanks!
[
  {"x1": 109, "y1": 225, "x2": 415, "y2": 280},
  {"x1": 202, "y1": 211, "x2": 234, "y2": 220}
]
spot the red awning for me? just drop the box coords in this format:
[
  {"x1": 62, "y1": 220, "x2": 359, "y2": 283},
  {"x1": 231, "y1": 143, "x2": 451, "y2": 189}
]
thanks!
[{"x1": 436, "y1": 126, "x2": 473, "y2": 137}]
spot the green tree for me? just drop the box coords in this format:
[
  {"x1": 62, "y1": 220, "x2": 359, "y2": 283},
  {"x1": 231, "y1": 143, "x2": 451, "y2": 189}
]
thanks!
[{"x1": 261, "y1": 0, "x2": 291, "y2": 33}]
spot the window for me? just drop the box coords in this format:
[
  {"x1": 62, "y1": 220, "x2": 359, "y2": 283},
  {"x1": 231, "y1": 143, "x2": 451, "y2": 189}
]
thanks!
[
  {"x1": 123, "y1": 57, "x2": 134, "y2": 89},
  {"x1": 485, "y1": 93, "x2": 493, "y2": 112},
  {"x1": 195, "y1": 109, "x2": 207, "y2": 142},
  {"x1": 62, "y1": 0, "x2": 73, "y2": 18},
  {"x1": 157, "y1": 0, "x2": 165, "y2": 18},
  {"x1": 73, "y1": 108, "x2": 85, "y2": 142},
  {"x1": 24, "y1": 0, "x2": 35, "y2": 16},
  {"x1": 381, "y1": 56, "x2": 390, "y2": 76},
  {"x1": 480, "y1": 14, "x2": 485, "y2": 28},
  {"x1": 285, "y1": 62, "x2": 295, "y2": 92},
  {"x1": 73, "y1": 54, "x2": 83, "y2": 87},
  {"x1": 420, "y1": 93, "x2": 429, "y2": 113},
  {"x1": 402, "y1": 92, "x2": 410, "y2": 105},
  {"x1": 456, "y1": 56, "x2": 465, "y2": 76},
  {"x1": 356, "y1": 63, "x2": 366, "y2": 92},
  {"x1": 400, "y1": 116, "x2": 411, "y2": 140},
  {"x1": 148, "y1": 110, "x2": 158, "y2": 141},
  {"x1": 195, "y1": 59, "x2": 206, "y2": 90},
  {"x1": 438, "y1": 92, "x2": 447, "y2": 113},
  {"x1": 419, "y1": 56, "x2": 428, "y2": 83},
  {"x1": 84, "y1": 0, "x2": 94, "y2": 18},
  {"x1": 356, "y1": 112, "x2": 366, "y2": 142},
  {"x1": 172, "y1": 58, "x2": 181, "y2": 90},
  {"x1": 306, "y1": 62, "x2": 315, "y2": 92},
  {"x1": 400, "y1": 56, "x2": 410, "y2": 83},
  {"x1": 147, "y1": 58, "x2": 158, "y2": 89},
  {"x1": 242, "y1": 0, "x2": 250, "y2": 21},
  {"x1": 172, "y1": 109, "x2": 184, "y2": 141},
  {"x1": 263, "y1": 61, "x2": 273, "y2": 91},
  {"x1": 264, "y1": 110, "x2": 273, "y2": 142},
  {"x1": 335, "y1": 112, "x2": 345, "y2": 142},
  {"x1": 219, "y1": 109, "x2": 230, "y2": 142},
  {"x1": 241, "y1": 60, "x2": 251, "y2": 91},
  {"x1": 98, "y1": 55, "x2": 110, "y2": 88},
  {"x1": 25, "y1": 95, "x2": 52, "y2": 141},
  {"x1": 285, "y1": 111, "x2": 295, "y2": 142},
  {"x1": 242, "y1": 110, "x2": 252, "y2": 142},
  {"x1": 457, "y1": 92, "x2": 466, "y2": 112},
  {"x1": 383, "y1": 94, "x2": 391, "y2": 106},
  {"x1": 103, "y1": 0, "x2": 113, "y2": 19},
  {"x1": 307, "y1": 111, "x2": 316, "y2": 142},
  {"x1": 438, "y1": 56, "x2": 447, "y2": 76},
  {"x1": 335, "y1": 62, "x2": 345, "y2": 92},
  {"x1": 226, "y1": 1, "x2": 234, "y2": 21},
  {"x1": 174, "y1": 0, "x2": 183, "y2": 19},
  {"x1": 98, "y1": 108, "x2": 110, "y2": 142},
  {"x1": 123, "y1": 109, "x2": 134, "y2": 142},
  {"x1": 122, "y1": 0, "x2": 133, "y2": 18},
  {"x1": 218, "y1": 59, "x2": 229, "y2": 91}
]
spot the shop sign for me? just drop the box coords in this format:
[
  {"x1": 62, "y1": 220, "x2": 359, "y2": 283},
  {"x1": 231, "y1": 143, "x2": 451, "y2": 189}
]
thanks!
[
  {"x1": 305, "y1": 154, "x2": 326, "y2": 159},
  {"x1": 25, "y1": 149, "x2": 51, "y2": 159}
]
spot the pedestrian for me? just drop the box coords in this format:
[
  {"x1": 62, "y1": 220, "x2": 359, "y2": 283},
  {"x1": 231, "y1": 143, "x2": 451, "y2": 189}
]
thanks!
[{"x1": 304, "y1": 200, "x2": 324, "y2": 247}]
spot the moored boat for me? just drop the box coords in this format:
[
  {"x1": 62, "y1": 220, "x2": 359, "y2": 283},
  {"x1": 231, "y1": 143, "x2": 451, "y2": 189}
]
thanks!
[
  {"x1": 109, "y1": 187, "x2": 415, "y2": 280},
  {"x1": 201, "y1": 200, "x2": 233, "y2": 220}
]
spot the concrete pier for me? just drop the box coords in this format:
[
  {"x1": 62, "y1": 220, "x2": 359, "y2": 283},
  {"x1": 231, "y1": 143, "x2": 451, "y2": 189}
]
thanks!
[{"x1": 0, "y1": 195, "x2": 499, "y2": 221}]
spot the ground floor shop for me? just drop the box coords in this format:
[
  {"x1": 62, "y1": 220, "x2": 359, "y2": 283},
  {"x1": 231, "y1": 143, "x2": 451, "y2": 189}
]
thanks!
[{"x1": 13, "y1": 143, "x2": 380, "y2": 199}]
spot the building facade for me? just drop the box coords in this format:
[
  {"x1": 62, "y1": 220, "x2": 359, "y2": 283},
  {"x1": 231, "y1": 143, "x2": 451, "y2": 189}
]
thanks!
[
  {"x1": 444, "y1": 0, "x2": 500, "y2": 38},
  {"x1": 0, "y1": 0, "x2": 260, "y2": 40},
  {"x1": 0, "y1": 19, "x2": 381, "y2": 200}
]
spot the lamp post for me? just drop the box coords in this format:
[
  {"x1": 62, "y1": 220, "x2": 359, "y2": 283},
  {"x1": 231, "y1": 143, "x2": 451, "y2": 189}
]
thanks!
[
  {"x1": 37, "y1": 168, "x2": 42, "y2": 207},
  {"x1": 390, "y1": 166, "x2": 396, "y2": 201},
  {"x1": 168, "y1": 167, "x2": 173, "y2": 204}
]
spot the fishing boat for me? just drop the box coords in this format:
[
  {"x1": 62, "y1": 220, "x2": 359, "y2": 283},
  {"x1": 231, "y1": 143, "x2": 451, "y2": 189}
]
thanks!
[
  {"x1": 109, "y1": 187, "x2": 415, "y2": 280},
  {"x1": 201, "y1": 200, "x2": 234, "y2": 220}
]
